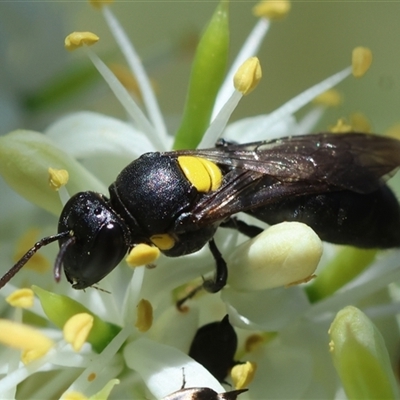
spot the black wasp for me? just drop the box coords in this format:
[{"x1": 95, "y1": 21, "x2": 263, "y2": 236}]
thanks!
[
  {"x1": 161, "y1": 368, "x2": 247, "y2": 400},
  {"x1": 162, "y1": 386, "x2": 247, "y2": 400},
  {"x1": 2, "y1": 132, "x2": 400, "y2": 293}
]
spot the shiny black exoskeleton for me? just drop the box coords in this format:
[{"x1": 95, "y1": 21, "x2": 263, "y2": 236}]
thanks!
[{"x1": 2, "y1": 132, "x2": 400, "y2": 292}]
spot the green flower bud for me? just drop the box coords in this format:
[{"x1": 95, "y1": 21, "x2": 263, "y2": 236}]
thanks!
[
  {"x1": 329, "y1": 306, "x2": 399, "y2": 400},
  {"x1": 33, "y1": 286, "x2": 120, "y2": 352},
  {"x1": 174, "y1": 1, "x2": 229, "y2": 149}
]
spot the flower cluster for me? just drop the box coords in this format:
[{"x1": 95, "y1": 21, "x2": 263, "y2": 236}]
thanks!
[{"x1": 0, "y1": 1, "x2": 399, "y2": 399}]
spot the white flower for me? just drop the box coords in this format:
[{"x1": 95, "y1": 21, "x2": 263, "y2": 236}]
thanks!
[{"x1": 0, "y1": 2, "x2": 399, "y2": 399}]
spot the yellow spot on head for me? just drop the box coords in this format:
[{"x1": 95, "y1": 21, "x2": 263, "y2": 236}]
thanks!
[
  {"x1": 48, "y1": 167, "x2": 69, "y2": 191},
  {"x1": 63, "y1": 313, "x2": 94, "y2": 352},
  {"x1": 135, "y1": 299, "x2": 153, "y2": 332},
  {"x1": 352, "y1": 47, "x2": 372, "y2": 78},
  {"x1": 0, "y1": 319, "x2": 54, "y2": 363},
  {"x1": 150, "y1": 234, "x2": 175, "y2": 251},
  {"x1": 13, "y1": 229, "x2": 50, "y2": 273},
  {"x1": 231, "y1": 361, "x2": 257, "y2": 389},
  {"x1": 330, "y1": 119, "x2": 353, "y2": 133},
  {"x1": 6, "y1": 288, "x2": 34, "y2": 308},
  {"x1": 65, "y1": 32, "x2": 99, "y2": 51},
  {"x1": 89, "y1": 0, "x2": 114, "y2": 9},
  {"x1": 178, "y1": 156, "x2": 222, "y2": 193},
  {"x1": 234, "y1": 57, "x2": 262, "y2": 96},
  {"x1": 312, "y1": 89, "x2": 342, "y2": 108},
  {"x1": 126, "y1": 244, "x2": 160, "y2": 267},
  {"x1": 253, "y1": 0, "x2": 291, "y2": 20}
]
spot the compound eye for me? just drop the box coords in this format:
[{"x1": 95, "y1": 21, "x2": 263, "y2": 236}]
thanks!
[
  {"x1": 58, "y1": 192, "x2": 130, "y2": 289},
  {"x1": 69, "y1": 221, "x2": 128, "y2": 289}
]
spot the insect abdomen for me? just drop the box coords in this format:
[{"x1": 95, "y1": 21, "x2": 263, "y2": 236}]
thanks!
[{"x1": 248, "y1": 185, "x2": 400, "y2": 248}]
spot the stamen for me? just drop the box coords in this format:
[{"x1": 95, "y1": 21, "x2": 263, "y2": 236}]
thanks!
[
  {"x1": 199, "y1": 58, "x2": 262, "y2": 148},
  {"x1": 385, "y1": 123, "x2": 400, "y2": 139},
  {"x1": 63, "y1": 313, "x2": 94, "y2": 352},
  {"x1": 261, "y1": 66, "x2": 352, "y2": 132},
  {"x1": 101, "y1": 6, "x2": 168, "y2": 145},
  {"x1": 231, "y1": 361, "x2": 257, "y2": 389},
  {"x1": 0, "y1": 319, "x2": 54, "y2": 363},
  {"x1": 83, "y1": 46, "x2": 163, "y2": 150},
  {"x1": 213, "y1": 19, "x2": 270, "y2": 119},
  {"x1": 135, "y1": 299, "x2": 153, "y2": 332},
  {"x1": 233, "y1": 57, "x2": 262, "y2": 95},
  {"x1": 330, "y1": 119, "x2": 353, "y2": 133},
  {"x1": 6, "y1": 288, "x2": 34, "y2": 308},
  {"x1": 48, "y1": 167, "x2": 69, "y2": 191},
  {"x1": 89, "y1": 0, "x2": 114, "y2": 9},
  {"x1": 352, "y1": 47, "x2": 372, "y2": 78},
  {"x1": 126, "y1": 244, "x2": 160, "y2": 267},
  {"x1": 253, "y1": 0, "x2": 291, "y2": 20},
  {"x1": 350, "y1": 112, "x2": 371, "y2": 132},
  {"x1": 64, "y1": 32, "x2": 99, "y2": 51},
  {"x1": 245, "y1": 334, "x2": 265, "y2": 352},
  {"x1": 313, "y1": 89, "x2": 342, "y2": 107}
]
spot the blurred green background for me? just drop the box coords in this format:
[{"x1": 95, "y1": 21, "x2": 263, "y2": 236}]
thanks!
[{"x1": 1, "y1": 1, "x2": 399, "y2": 135}]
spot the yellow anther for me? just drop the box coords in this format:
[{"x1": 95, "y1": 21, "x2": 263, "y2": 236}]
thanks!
[
  {"x1": 22, "y1": 347, "x2": 54, "y2": 365},
  {"x1": 135, "y1": 299, "x2": 153, "y2": 332},
  {"x1": 88, "y1": 373, "x2": 96, "y2": 382},
  {"x1": 0, "y1": 319, "x2": 54, "y2": 363},
  {"x1": 352, "y1": 47, "x2": 372, "y2": 78},
  {"x1": 89, "y1": 0, "x2": 114, "y2": 9},
  {"x1": 313, "y1": 89, "x2": 342, "y2": 107},
  {"x1": 233, "y1": 57, "x2": 262, "y2": 96},
  {"x1": 65, "y1": 32, "x2": 100, "y2": 51},
  {"x1": 231, "y1": 361, "x2": 257, "y2": 389},
  {"x1": 6, "y1": 288, "x2": 34, "y2": 308},
  {"x1": 63, "y1": 313, "x2": 94, "y2": 352},
  {"x1": 62, "y1": 392, "x2": 88, "y2": 400},
  {"x1": 385, "y1": 123, "x2": 400, "y2": 139},
  {"x1": 330, "y1": 119, "x2": 353, "y2": 133},
  {"x1": 178, "y1": 156, "x2": 222, "y2": 192},
  {"x1": 126, "y1": 244, "x2": 160, "y2": 267},
  {"x1": 150, "y1": 234, "x2": 175, "y2": 251},
  {"x1": 48, "y1": 167, "x2": 69, "y2": 191},
  {"x1": 14, "y1": 229, "x2": 50, "y2": 273},
  {"x1": 253, "y1": 0, "x2": 291, "y2": 20},
  {"x1": 245, "y1": 333, "x2": 266, "y2": 352},
  {"x1": 350, "y1": 112, "x2": 371, "y2": 133}
]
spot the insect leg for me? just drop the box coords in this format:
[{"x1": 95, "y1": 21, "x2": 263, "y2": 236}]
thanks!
[
  {"x1": 176, "y1": 239, "x2": 227, "y2": 310},
  {"x1": 220, "y1": 217, "x2": 263, "y2": 238},
  {"x1": 203, "y1": 239, "x2": 228, "y2": 293}
]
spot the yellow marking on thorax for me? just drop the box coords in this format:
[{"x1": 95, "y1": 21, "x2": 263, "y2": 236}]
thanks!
[{"x1": 178, "y1": 156, "x2": 222, "y2": 193}]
